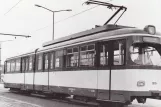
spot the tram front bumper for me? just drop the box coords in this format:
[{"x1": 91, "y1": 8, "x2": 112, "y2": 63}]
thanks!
[{"x1": 129, "y1": 90, "x2": 161, "y2": 98}]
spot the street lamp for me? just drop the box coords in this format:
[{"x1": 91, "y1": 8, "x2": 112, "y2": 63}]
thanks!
[{"x1": 35, "y1": 4, "x2": 72, "y2": 40}]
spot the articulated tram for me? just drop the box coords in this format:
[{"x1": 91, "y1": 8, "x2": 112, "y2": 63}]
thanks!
[{"x1": 3, "y1": 24, "x2": 161, "y2": 105}]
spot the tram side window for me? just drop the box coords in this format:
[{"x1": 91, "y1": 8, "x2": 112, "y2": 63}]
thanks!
[
  {"x1": 29, "y1": 56, "x2": 33, "y2": 71},
  {"x1": 113, "y1": 40, "x2": 125, "y2": 65},
  {"x1": 7, "y1": 62, "x2": 11, "y2": 72},
  {"x1": 10, "y1": 61, "x2": 13, "y2": 72},
  {"x1": 66, "y1": 47, "x2": 79, "y2": 67},
  {"x1": 15, "y1": 59, "x2": 21, "y2": 72},
  {"x1": 4, "y1": 61, "x2": 7, "y2": 74},
  {"x1": 37, "y1": 54, "x2": 43, "y2": 71},
  {"x1": 100, "y1": 44, "x2": 108, "y2": 66},
  {"x1": 22, "y1": 58, "x2": 25, "y2": 72},
  {"x1": 25, "y1": 57, "x2": 29, "y2": 72},
  {"x1": 80, "y1": 44, "x2": 95, "y2": 67},
  {"x1": 10, "y1": 60, "x2": 16, "y2": 72},
  {"x1": 55, "y1": 50, "x2": 63, "y2": 68},
  {"x1": 44, "y1": 53, "x2": 49, "y2": 70},
  {"x1": 50, "y1": 52, "x2": 54, "y2": 70}
]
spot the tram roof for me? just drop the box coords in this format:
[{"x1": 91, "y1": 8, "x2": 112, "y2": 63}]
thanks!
[
  {"x1": 43, "y1": 24, "x2": 135, "y2": 47},
  {"x1": 43, "y1": 24, "x2": 161, "y2": 47}
]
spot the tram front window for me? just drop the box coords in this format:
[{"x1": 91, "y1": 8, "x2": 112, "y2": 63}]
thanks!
[{"x1": 130, "y1": 43, "x2": 161, "y2": 66}]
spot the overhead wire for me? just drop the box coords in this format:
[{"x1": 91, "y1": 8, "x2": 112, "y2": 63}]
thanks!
[
  {"x1": 2, "y1": 0, "x2": 114, "y2": 36},
  {"x1": 4, "y1": 0, "x2": 23, "y2": 15},
  {"x1": 54, "y1": 5, "x2": 99, "y2": 24},
  {"x1": 29, "y1": 0, "x2": 113, "y2": 34},
  {"x1": 29, "y1": 5, "x2": 99, "y2": 34}
]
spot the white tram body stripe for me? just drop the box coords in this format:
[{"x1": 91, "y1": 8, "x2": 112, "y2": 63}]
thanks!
[
  {"x1": 111, "y1": 69, "x2": 161, "y2": 91},
  {"x1": 4, "y1": 73, "x2": 24, "y2": 84},
  {"x1": 25, "y1": 73, "x2": 34, "y2": 85},
  {"x1": 34, "y1": 72, "x2": 48, "y2": 85},
  {"x1": 49, "y1": 70, "x2": 97, "y2": 89},
  {"x1": 3, "y1": 69, "x2": 161, "y2": 92},
  {"x1": 97, "y1": 70, "x2": 110, "y2": 90}
]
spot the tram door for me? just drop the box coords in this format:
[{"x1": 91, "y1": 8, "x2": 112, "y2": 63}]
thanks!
[
  {"x1": 23, "y1": 56, "x2": 34, "y2": 90},
  {"x1": 97, "y1": 41, "x2": 111, "y2": 100},
  {"x1": 42, "y1": 53, "x2": 50, "y2": 91},
  {"x1": 97, "y1": 40, "x2": 125, "y2": 101},
  {"x1": 22, "y1": 57, "x2": 29, "y2": 90},
  {"x1": 110, "y1": 40, "x2": 125, "y2": 101},
  {"x1": 33, "y1": 53, "x2": 49, "y2": 91}
]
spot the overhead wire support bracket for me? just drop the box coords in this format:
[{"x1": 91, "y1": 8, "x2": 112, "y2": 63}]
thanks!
[
  {"x1": 84, "y1": 0, "x2": 127, "y2": 25},
  {"x1": 0, "y1": 33, "x2": 31, "y2": 38}
]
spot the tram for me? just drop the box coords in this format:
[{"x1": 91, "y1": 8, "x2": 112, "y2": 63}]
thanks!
[{"x1": 3, "y1": 0, "x2": 161, "y2": 106}]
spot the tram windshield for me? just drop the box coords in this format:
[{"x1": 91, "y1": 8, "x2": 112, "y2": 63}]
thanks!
[{"x1": 130, "y1": 43, "x2": 161, "y2": 66}]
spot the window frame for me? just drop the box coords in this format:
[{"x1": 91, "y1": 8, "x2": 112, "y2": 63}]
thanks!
[
  {"x1": 49, "y1": 51, "x2": 55, "y2": 71},
  {"x1": 54, "y1": 49, "x2": 64, "y2": 70},
  {"x1": 21, "y1": 58, "x2": 25, "y2": 73},
  {"x1": 99, "y1": 42, "x2": 109, "y2": 67},
  {"x1": 15, "y1": 58, "x2": 21, "y2": 73},
  {"x1": 112, "y1": 39, "x2": 126, "y2": 66},
  {"x1": 21, "y1": 57, "x2": 29, "y2": 73},
  {"x1": 6, "y1": 61, "x2": 11, "y2": 73},
  {"x1": 66, "y1": 46, "x2": 79, "y2": 68},
  {"x1": 10, "y1": 60, "x2": 16, "y2": 73},
  {"x1": 97, "y1": 39, "x2": 126, "y2": 70},
  {"x1": 25, "y1": 57, "x2": 29, "y2": 72},
  {"x1": 79, "y1": 43, "x2": 96, "y2": 67},
  {"x1": 28, "y1": 55, "x2": 34, "y2": 72},
  {"x1": 43, "y1": 52, "x2": 50, "y2": 72},
  {"x1": 36, "y1": 53, "x2": 43, "y2": 72}
]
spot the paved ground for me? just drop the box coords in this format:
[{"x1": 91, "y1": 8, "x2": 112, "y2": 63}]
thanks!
[
  {"x1": 0, "y1": 84, "x2": 91, "y2": 107},
  {"x1": 0, "y1": 84, "x2": 161, "y2": 107},
  {"x1": 0, "y1": 84, "x2": 40, "y2": 107},
  {"x1": 0, "y1": 96, "x2": 40, "y2": 107}
]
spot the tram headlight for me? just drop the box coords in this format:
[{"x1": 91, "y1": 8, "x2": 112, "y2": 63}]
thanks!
[
  {"x1": 137, "y1": 80, "x2": 145, "y2": 87},
  {"x1": 144, "y1": 25, "x2": 156, "y2": 35}
]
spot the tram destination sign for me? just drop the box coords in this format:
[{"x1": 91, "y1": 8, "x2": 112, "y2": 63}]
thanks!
[{"x1": 143, "y1": 36, "x2": 160, "y2": 43}]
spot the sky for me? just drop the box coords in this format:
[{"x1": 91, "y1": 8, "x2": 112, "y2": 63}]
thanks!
[{"x1": 0, "y1": 0, "x2": 161, "y2": 63}]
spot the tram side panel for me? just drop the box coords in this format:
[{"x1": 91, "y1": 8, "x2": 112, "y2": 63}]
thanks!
[
  {"x1": 4, "y1": 73, "x2": 24, "y2": 89},
  {"x1": 24, "y1": 73, "x2": 34, "y2": 90},
  {"x1": 34, "y1": 72, "x2": 48, "y2": 91},
  {"x1": 111, "y1": 69, "x2": 161, "y2": 102},
  {"x1": 49, "y1": 70, "x2": 97, "y2": 98},
  {"x1": 97, "y1": 70, "x2": 110, "y2": 100}
]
